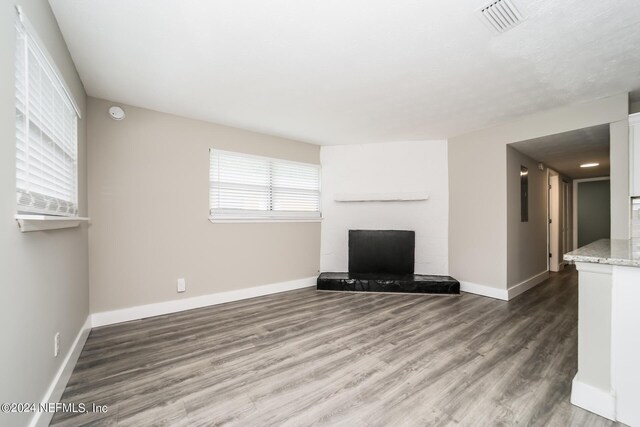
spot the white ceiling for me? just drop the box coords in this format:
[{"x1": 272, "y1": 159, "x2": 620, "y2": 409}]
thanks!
[
  {"x1": 49, "y1": 0, "x2": 640, "y2": 145},
  {"x1": 510, "y1": 124, "x2": 610, "y2": 179}
]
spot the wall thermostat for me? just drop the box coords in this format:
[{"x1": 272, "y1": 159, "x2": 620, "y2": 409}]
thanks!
[{"x1": 108, "y1": 106, "x2": 126, "y2": 120}]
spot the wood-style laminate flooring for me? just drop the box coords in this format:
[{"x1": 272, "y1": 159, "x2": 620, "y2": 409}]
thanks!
[{"x1": 51, "y1": 267, "x2": 621, "y2": 426}]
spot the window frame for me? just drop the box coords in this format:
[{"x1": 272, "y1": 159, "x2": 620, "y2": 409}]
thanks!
[
  {"x1": 14, "y1": 7, "x2": 81, "y2": 218},
  {"x1": 209, "y1": 149, "x2": 322, "y2": 223}
]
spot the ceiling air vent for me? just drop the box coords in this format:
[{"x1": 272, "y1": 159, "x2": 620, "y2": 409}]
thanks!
[{"x1": 478, "y1": 0, "x2": 524, "y2": 33}]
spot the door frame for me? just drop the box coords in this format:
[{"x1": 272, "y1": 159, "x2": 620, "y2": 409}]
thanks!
[{"x1": 548, "y1": 170, "x2": 560, "y2": 272}]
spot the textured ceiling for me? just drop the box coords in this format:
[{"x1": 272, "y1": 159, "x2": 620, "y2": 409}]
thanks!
[
  {"x1": 510, "y1": 124, "x2": 610, "y2": 179},
  {"x1": 49, "y1": 0, "x2": 640, "y2": 145}
]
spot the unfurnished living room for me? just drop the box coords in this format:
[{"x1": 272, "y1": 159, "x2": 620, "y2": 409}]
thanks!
[{"x1": 2, "y1": 0, "x2": 640, "y2": 426}]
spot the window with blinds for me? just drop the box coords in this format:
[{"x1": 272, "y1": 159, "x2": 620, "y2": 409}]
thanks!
[
  {"x1": 210, "y1": 150, "x2": 321, "y2": 221},
  {"x1": 15, "y1": 18, "x2": 79, "y2": 217}
]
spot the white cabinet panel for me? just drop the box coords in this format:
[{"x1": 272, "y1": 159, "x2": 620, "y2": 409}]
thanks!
[
  {"x1": 612, "y1": 265, "x2": 640, "y2": 426},
  {"x1": 630, "y1": 113, "x2": 640, "y2": 197}
]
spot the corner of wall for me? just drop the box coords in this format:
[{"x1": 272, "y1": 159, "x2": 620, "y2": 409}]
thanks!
[{"x1": 0, "y1": 0, "x2": 90, "y2": 425}]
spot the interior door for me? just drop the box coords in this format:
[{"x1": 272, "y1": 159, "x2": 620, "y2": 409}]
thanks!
[
  {"x1": 549, "y1": 174, "x2": 561, "y2": 272},
  {"x1": 562, "y1": 181, "x2": 572, "y2": 256}
]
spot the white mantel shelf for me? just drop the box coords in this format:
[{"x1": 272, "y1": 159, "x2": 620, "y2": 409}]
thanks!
[
  {"x1": 15, "y1": 214, "x2": 90, "y2": 232},
  {"x1": 334, "y1": 192, "x2": 429, "y2": 202}
]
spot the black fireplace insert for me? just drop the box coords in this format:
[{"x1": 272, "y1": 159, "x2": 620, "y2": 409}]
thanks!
[{"x1": 349, "y1": 230, "x2": 415, "y2": 275}]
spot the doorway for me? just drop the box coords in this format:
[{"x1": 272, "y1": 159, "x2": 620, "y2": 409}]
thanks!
[
  {"x1": 573, "y1": 178, "x2": 611, "y2": 248},
  {"x1": 548, "y1": 170, "x2": 573, "y2": 272},
  {"x1": 508, "y1": 123, "x2": 610, "y2": 274}
]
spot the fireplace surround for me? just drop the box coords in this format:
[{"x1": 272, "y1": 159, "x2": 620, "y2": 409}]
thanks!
[{"x1": 317, "y1": 230, "x2": 460, "y2": 295}]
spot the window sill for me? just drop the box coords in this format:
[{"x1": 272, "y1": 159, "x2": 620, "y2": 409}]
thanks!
[
  {"x1": 15, "y1": 214, "x2": 90, "y2": 232},
  {"x1": 209, "y1": 217, "x2": 322, "y2": 224}
]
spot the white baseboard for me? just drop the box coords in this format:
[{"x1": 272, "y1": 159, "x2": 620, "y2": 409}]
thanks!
[
  {"x1": 458, "y1": 271, "x2": 549, "y2": 302},
  {"x1": 571, "y1": 375, "x2": 616, "y2": 421},
  {"x1": 30, "y1": 315, "x2": 92, "y2": 427},
  {"x1": 460, "y1": 281, "x2": 509, "y2": 301},
  {"x1": 91, "y1": 276, "x2": 317, "y2": 327},
  {"x1": 507, "y1": 270, "x2": 549, "y2": 300}
]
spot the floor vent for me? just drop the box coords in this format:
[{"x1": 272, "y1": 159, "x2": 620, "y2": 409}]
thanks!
[{"x1": 478, "y1": 0, "x2": 524, "y2": 33}]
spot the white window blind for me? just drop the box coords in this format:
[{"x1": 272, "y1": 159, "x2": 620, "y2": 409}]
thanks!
[
  {"x1": 210, "y1": 150, "x2": 321, "y2": 221},
  {"x1": 15, "y1": 17, "x2": 79, "y2": 217}
]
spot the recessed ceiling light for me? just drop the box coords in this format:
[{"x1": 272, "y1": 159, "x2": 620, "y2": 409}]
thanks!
[{"x1": 580, "y1": 163, "x2": 599, "y2": 168}]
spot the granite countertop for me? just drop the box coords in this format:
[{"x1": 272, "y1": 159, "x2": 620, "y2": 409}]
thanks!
[{"x1": 564, "y1": 239, "x2": 640, "y2": 267}]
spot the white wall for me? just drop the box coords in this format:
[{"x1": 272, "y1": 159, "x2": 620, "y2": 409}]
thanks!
[
  {"x1": 610, "y1": 120, "x2": 630, "y2": 239},
  {"x1": 87, "y1": 97, "x2": 321, "y2": 314},
  {"x1": 0, "y1": 1, "x2": 89, "y2": 426},
  {"x1": 320, "y1": 140, "x2": 448, "y2": 275},
  {"x1": 506, "y1": 146, "x2": 549, "y2": 287}
]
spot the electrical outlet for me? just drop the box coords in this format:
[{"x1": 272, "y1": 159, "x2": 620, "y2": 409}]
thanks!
[
  {"x1": 54, "y1": 332, "x2": 60, "y2": 357},
  {"x1": 177, "y1": 278, "x2": 186, "y2": 293}
]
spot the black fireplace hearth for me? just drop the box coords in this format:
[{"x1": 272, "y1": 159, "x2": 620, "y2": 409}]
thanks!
[{"x1": 317, "y1": 230, "x2": 460, "y2": 295}]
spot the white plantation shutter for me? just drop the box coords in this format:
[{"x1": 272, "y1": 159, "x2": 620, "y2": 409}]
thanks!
[
  {"x1": 210, "y1": 150, "x2": 321, "y2": 220},
  {"x1": 15, "y1": 18, "x2": 79, "y2": 217}
]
